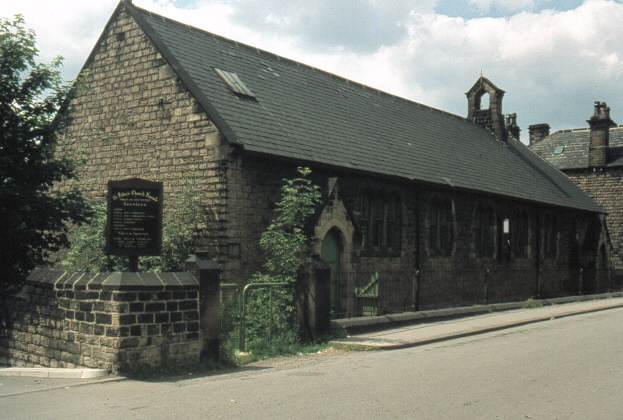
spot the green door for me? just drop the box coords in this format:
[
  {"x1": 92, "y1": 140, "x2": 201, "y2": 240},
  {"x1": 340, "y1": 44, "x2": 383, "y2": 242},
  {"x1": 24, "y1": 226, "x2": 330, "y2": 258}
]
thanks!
[{"x1": 321, "y1": 230, "x2": 342, "y2": 317}]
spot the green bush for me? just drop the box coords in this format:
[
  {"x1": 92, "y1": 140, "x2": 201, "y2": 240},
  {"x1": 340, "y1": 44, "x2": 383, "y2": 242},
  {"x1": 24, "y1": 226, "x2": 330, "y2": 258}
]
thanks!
[
  {"x1": 61, "y1": 189, "x2": 206, "y2": 272},
  {"x1": 233, "y1": 167, "x2": 322, "y2": 355}
]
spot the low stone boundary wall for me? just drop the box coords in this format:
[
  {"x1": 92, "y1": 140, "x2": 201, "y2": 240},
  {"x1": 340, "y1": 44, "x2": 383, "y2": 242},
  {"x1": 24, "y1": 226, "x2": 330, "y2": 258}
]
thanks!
[{"x1": 0, "y1": 269, "x2": 200, "y2": 374}]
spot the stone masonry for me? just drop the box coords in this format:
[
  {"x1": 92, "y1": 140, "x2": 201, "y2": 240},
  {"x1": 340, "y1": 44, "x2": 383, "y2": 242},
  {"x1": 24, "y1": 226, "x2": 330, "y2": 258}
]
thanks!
[
  {"x1": 0, "y1": 269, "x2": 200, "y2": 373},
  {"x1": 53, "y1": 3, "x2": 611, "y2": 319},
  {"x1": 223, "y1": 153, "x2": 608, "y2": 315},
  {"x1": 568, "y1": 168, "x2": 623, "y2": 269},
  {"x1": 55, "y1": 8, "x2": 229, "y2": 260}
]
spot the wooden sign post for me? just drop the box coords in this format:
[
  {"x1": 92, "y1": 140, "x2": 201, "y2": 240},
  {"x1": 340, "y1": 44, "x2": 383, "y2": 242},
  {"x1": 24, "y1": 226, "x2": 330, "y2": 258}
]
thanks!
[{"x1": 106, "y1": 178, "x2": 163, "y2": 272}]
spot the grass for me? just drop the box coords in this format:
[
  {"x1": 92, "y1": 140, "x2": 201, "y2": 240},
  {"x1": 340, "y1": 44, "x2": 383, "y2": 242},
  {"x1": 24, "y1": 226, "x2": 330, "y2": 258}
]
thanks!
[
  {"x1": 523, "y1": 298, "x2": 544, "y2": 309},
  {"x1": 225, "y1": 335, "x2": 330, "y2": 365}
]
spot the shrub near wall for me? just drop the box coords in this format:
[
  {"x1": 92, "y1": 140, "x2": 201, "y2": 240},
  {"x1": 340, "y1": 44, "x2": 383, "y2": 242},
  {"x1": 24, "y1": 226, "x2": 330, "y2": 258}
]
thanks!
[{"x1": 0, "y1": 269, "x2": 200, "y2": 373}]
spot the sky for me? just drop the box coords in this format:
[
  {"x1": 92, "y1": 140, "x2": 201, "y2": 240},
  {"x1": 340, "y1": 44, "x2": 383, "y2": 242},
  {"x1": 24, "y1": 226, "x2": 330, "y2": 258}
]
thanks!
[{"x1": 2, "y1": 0, "x2": 623, "y2": 142}]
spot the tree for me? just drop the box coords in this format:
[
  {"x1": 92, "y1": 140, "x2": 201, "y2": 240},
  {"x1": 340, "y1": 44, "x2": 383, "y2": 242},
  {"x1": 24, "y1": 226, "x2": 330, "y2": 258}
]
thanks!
[
  {"x1": 0, "y1": 16, "x2": 90, "y2": 304},
  {"x1": 259, "y1": 166, "x2": 322, "y2": 283},
  {"x1": 238, "y1": 167, "x2": 322, "y2": 354},
  {"x1": 61, "y1": 188, "x2": 206, "y2": 273}
]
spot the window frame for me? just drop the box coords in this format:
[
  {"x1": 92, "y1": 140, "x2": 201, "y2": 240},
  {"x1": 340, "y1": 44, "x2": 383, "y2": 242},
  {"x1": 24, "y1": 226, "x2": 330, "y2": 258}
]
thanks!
[
  {"x1": 360, "y1": 190, "x2": 402, "y2": 256},
  {"x1": 427, "y1": 196, "x2": 455, "y2": 257},
  {"x1": 474, "y1": 203, "x2": 496, "y2": 259}
]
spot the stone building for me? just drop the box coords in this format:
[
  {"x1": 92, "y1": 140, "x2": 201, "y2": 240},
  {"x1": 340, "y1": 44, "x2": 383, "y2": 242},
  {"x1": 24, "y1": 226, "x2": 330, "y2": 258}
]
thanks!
[
  {"x1": 530, "y1": 102, "x2": 623, "y2": 281},
  {"x1": 55, "y1": 1, "x2": 609, "y2": 318}
]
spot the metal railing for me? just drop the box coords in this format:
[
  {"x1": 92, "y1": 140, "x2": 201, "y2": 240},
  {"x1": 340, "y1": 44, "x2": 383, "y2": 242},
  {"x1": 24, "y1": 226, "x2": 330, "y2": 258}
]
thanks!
[{"x1": 220, "y1": 281, "x2": 294, "y2": 353}]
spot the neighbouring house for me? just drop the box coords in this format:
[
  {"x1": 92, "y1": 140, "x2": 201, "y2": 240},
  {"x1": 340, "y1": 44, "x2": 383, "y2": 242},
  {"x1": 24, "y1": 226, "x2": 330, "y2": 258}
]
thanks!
[
  {"x1": 55, "y1": 0, "x2": 610, "y2": 318},
  {"x1": 530, "y1": 102, "x2": 623, "y2": 284}
]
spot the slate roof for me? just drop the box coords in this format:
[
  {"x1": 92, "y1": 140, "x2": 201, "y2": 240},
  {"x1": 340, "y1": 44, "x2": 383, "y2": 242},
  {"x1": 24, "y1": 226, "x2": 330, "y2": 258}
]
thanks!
[
  {"x1": 113, "y1": 2, "x2": 602, "y2": 213},
  {"x1": 530, "y1": 126, "x2": 623, "y2": 170}
]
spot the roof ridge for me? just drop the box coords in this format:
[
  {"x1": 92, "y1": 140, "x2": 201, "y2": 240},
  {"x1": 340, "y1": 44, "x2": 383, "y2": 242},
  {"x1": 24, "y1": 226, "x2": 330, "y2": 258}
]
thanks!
[
  {"x1": 127, "y1": 2, "x2": 478, "y2": 127},
  {"x1": 552, "y1": 124, "x2": 623, "y2": 136}
]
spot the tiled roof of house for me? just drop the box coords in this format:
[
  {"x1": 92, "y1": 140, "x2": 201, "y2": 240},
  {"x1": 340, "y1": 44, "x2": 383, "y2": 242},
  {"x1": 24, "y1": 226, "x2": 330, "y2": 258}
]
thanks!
[
  {"x1": 113, "y1": 2, "x2": 602, "y2": 213},
  {"x1": 530, "y1": 126, "x2": 623, "y2": 170}
]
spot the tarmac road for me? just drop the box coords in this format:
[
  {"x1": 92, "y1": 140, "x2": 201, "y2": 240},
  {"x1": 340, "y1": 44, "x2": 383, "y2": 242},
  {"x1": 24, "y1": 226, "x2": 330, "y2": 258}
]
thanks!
[{"x1": 3, "y1": 307, "x2": 623, "y2": 419}]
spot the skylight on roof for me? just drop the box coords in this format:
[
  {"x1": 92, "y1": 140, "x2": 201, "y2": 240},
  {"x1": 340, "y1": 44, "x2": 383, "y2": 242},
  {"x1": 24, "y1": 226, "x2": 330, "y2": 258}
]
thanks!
[
  {"x1": 553, "y1": 145, "x2": 565, "y2": 156},
  {"x1": 214, "y1": 68, "x2": 255, "y2": 98}
]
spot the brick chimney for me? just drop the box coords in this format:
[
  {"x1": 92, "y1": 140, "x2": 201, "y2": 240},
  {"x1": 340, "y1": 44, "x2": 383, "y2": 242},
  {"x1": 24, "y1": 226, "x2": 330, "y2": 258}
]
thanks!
[
  {"x1": 505, "y1": 113, "x2": 520, "y2": 140},
  {"x1": 528, "y1": 123, "x2": 550, "y2": 146},
  {"x1": 588, "y1": 101, "x2": 615, "y2": 168},
  {"x1": 466, "y1": 76, "x2": 506, "y2": 142}
]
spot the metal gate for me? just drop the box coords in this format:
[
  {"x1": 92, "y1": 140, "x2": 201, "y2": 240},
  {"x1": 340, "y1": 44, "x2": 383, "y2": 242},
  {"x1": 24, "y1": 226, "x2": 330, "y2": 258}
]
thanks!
[{"x1": 220, "y1": 281, "x2": 295, "y2": 353}]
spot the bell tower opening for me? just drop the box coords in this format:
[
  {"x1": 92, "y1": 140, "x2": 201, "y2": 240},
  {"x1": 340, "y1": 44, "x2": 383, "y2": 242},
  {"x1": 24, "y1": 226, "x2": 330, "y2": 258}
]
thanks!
[{"x1": 466, "y1": 76, "x2": 507, "y2": 142}]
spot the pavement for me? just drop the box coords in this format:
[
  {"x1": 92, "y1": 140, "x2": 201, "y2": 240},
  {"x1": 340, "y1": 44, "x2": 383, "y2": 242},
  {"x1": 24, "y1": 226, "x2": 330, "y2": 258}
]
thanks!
[
  {"x1": 0, "y1": 367, "x2": 109, "y2": 379},
  {"x1": 329, "y1": 295, "x2": 623, "y2": 350},
  {"x1": 2, "y1": 292, "x2": 623, "y2": 403},
  {"x1": 0, "y1": 375, "x2": 124, "y2": 398},
  {"x1": 3, "y1": 307, "x2": 623, "y2": 419}
]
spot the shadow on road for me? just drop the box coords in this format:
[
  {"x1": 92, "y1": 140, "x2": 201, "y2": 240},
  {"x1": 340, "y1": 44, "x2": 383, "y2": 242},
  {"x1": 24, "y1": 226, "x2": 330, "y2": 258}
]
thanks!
[{"x1": 124, "y1": 363, "x2": 270, "y2": 384}]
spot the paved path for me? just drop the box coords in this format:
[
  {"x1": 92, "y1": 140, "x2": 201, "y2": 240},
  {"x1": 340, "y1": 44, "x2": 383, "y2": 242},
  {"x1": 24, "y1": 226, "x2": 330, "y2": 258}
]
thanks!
[
  {"x1": 2, "y1": 306, "x2": 623, "y2": 419},
  {"x1": 330, "y1": 297, "x2": 623, "y2": 349}
]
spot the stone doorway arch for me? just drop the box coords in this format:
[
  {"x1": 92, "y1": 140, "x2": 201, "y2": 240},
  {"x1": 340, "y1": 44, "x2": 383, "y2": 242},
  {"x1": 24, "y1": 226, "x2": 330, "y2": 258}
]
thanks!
[
  {"x1": 320, "y1": 228, "x2": 345, "y2": 317},
  {"x1": 313, "y1": 192, "x2": 355, "y2": 317}
]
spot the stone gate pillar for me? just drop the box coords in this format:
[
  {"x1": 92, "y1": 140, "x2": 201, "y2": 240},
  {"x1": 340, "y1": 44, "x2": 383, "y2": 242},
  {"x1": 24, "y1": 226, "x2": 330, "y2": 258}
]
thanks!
[
  {"x1": 186, "y1": 253, "x2": 222, "y2": 361},
  {"x1": 297, "y1": 256, "x2": 331, "y2": 340}
]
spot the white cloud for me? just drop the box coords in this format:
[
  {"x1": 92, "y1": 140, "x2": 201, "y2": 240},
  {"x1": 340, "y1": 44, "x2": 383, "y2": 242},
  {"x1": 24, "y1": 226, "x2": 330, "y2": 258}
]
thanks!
[
  {"x1": 1, "y1": 0, "x2": 118, "y2": 77},
  {"x1": 469, "y1": 0, "x2": 539, "y2": 12},
  {"x1": 2, "y1": 0, "x2": 623, "y2": 141},
  {"x1": 390, "y1": 0, "x2": 623, "y2": 132}
]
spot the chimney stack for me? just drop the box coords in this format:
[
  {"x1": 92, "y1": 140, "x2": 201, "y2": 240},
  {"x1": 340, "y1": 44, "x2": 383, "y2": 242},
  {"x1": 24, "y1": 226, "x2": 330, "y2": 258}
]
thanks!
[
  {"x1": 588, "y1": 101, "x2": 615, "y2": 168},
  {"x1": 528, "y1": 123, "x2": 550, "y2": 146},
  {"x1": 505, "y1": 113, "x2": 520, "y2": 140}
]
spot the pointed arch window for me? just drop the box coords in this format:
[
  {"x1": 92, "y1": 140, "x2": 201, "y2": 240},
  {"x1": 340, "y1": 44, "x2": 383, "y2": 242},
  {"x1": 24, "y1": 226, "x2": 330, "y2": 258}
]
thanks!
[
  {"x1": 360, "y1": 191, "x2": 402, "y2": 255},
  {"x1": 428, "y1": 197, "x2": 454, "y2": 257},
  {"x1": 544, "y1": 214, "x2": 558, "y2": 258},
  {"x1": 475, "y1": 204, "x2": 495, "y2": 258},
  {"x1": 512, "y1": 211, "x2": 530, "y2": 258}
]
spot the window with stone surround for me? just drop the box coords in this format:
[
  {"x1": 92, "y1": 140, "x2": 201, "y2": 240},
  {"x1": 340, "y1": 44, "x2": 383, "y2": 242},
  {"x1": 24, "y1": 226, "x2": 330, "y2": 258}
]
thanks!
[
  {"x1": 544, "y1": 214, "x2": 558, "y2": 258},
  {"x1": 474, "y1": 204, "x2": 495, "y2": 258},
  {"x1": 428, "y1": 197, "x2": 454, "y2": 257},
  {"x1": 371, "y1": 199, "x2": 384, "y2": 248},
  {"x1": 498, "y1": 216, "x2": 511, "y2": 263},
  {"x1": 360, "y1": 191, "x2": 402, "y2": 255},
  {"x1": 512, "y1": 211, "x2": 530, "y2": 258},
  {"x1": 386, "y1": 195, "x2": 401, "y2": 252}
]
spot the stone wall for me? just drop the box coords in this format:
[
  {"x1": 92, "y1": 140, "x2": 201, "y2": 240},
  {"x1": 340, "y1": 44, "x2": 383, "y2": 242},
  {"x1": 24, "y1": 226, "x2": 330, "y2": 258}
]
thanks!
[
  {"x1": 55, "y1": 7, "x2": 229, "y2": 259},
  {"x1": 52, "y1": 4, "x2": 611, "y2": 318},
  {"x1": 0, "y1": 269, "x2": 200, "y2": 373},
  {"x1": 222, "y1": 154, "x2": 606, "y2": 316},
  {"x1": 567, "y1": 167, "x2": 623, "y2": 270}
]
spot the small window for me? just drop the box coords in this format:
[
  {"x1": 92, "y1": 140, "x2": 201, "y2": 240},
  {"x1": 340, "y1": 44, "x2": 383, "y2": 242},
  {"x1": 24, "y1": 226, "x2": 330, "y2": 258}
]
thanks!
[
  {"x1": 428, "y1": 197, "x2": 454, "y2": 257},
  {"x1": 475, "y1": 204, "x2": 495, "y2": 258},
  {"x1": 544, "y1": 214, "x2": 558, "y2": 258},
  {"x1": 372, "y1": 199, "x2": 384, "y2": 248},
  {"x1": 553, "y1": 145, "x2": 565, "y2": 156},
  {"x1": 386, "y1": 196, "x2": 401, "y2": 251},
  {"x1": 360, "y1": 191, "x2": 402, "y2": 254},
  {"x1": 512, "y1": 211, "x2": 529, "y2": 258},
  {"x1": 498, "y1": 217, "x2": 511, "y2": 262},
  {"x1": 360, "y1": 194, "x2": 370, "y2": 248},
  {"x1": 214, "y1": 68, "x2": 256, "y2": 98}
]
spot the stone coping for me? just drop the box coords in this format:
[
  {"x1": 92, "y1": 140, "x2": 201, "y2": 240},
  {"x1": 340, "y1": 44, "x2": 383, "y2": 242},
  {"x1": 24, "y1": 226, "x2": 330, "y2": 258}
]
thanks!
[
  {"x1": 26, "y1": 268, "x2": 198, "y2": 291},
  {"x1": 0, "y1": 367, "x2": 110, "y2": 379},
  {"x1": 333, "y1": 291, "x2": 623, "y2": 333}
]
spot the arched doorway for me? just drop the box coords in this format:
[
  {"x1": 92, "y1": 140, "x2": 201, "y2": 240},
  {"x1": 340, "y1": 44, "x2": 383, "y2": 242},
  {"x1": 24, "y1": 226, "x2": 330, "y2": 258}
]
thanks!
[{"x1": 320, "y1": 228, "x2": 344, "y2": 317}]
